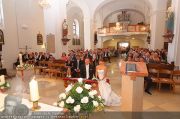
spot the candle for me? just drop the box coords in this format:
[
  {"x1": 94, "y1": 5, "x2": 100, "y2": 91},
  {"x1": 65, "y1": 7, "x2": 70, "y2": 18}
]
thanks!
[
  {"x1": 19, "y1": 54, "x2": 23, "y2": 66},
  {"x1": 0, "y1": 75, "x2": 5, "y2": 86},
  {"x1": 29, "y1": 78, "x2": 40, "y2": 102}
]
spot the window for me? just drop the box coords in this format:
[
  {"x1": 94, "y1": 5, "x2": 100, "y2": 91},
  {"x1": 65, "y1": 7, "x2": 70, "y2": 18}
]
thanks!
[
  {"x1": 72, "y1": 19, "x2": 80, "y2": 45},
  {"x1": 73, "y1": 19, "x2": 79, "y2": 37},
  {"x1": 0, "y1": 0, "x2": 4, "y2": 28}
]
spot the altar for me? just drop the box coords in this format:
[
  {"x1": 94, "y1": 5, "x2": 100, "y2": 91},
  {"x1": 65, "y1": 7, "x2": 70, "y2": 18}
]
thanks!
[{"x1": 0, "y1": 93, "x2": 63, "y2": 112}]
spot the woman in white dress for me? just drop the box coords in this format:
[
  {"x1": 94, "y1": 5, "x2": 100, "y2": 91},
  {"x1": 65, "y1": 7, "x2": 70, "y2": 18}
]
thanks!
[{"x1": 96, "y1": 59, "x2": 121, "y2": 106}]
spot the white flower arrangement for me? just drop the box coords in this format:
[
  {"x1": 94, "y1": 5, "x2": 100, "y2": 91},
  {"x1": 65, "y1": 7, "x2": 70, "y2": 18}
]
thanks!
[
  {"x1": 57, "y1": 81, "x2": 104, "y2": 112},
  {"x1": 16, "y1": 63, "x2": 34, "y2": 70},
  {"x1": 0, "y1": 75, "x2": 10, "y2": 91}
]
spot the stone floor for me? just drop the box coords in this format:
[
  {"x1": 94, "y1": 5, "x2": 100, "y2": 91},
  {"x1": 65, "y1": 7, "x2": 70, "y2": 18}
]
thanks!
[{"x1": 5, "y1": 57, "x2": 180, "y2": 112}]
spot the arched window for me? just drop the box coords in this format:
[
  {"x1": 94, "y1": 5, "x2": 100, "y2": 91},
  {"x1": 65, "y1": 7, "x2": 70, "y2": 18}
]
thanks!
[
  {"x1": 73, "y1": 19, "x2": 79, "y2": 37},
  {"x1": 72, "y1": 19, "x2": 80, "y2": 45}
]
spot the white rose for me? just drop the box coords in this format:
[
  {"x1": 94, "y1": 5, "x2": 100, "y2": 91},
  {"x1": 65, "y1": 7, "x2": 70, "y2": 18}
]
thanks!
[
  {"x1": 81, "y1": 97, "x2": 89, "y2": 104},
  {"x1": 93, "y1": 101, "x2": 99, "y2": 107},
  {"x1": 66, "y1": 96, "x2": 75, "y2": 104},
  {"x1": 65, "y1": 84, "x2": 73, "y2": 92},
  {"x1": 78, "y1": 78, "x2": 83, "y2": 83},
  {"x1": 59, "y1": 93, "x2": 66, "y2": 99},
  {"x1": 89, "y1": 90, "x2": 98, "y2": 98},
  {"x1": 84, "y1": 84, "x2": 92, "y2": 90},
  {"x1": 76, "y1": 87, "x2": 83, "y2": 94},
  {"x1": 74, "y1": 105, "x2": 81, "y2": 112},
  {"x1": 92, "y1": 90, "x2": 97, "y2": 95},
  {"x1": 59, "y1": 101, "x2": 65, "y2": 108},
  {"x1": 88, "y1": 91, "x2": 94, "y2": 98}
]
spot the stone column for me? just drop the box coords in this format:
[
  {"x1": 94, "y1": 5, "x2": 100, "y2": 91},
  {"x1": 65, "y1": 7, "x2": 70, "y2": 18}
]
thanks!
[
  {"x1": 84, "y1": 17, "x2": 92, "y2": 50},
  {"x1": 150, "y1": 0, "x2": 167, "y2": 50}
]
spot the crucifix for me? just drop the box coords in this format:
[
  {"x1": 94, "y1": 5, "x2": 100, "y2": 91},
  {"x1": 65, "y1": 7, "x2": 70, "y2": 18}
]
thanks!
[{"x1": 19, "y1": 45, "x2": 31, "y2": 52}]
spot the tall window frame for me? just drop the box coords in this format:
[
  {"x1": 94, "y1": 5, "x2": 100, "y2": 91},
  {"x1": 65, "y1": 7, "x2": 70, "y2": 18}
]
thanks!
[
  {"x1": 73, "y1": 19, "x2": 79, "y2": 38},
  {"x1": 0, "y1": 0, "x2": 4, "y2": 28}
]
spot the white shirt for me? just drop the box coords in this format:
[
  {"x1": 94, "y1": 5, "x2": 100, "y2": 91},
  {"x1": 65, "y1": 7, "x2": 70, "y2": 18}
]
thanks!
[
  {"x1": 86, "y1": 64, "x2": 89, "y2": 79},
  {"x1": 77, "y1": 60, "x2": 79, "y2": 69}
]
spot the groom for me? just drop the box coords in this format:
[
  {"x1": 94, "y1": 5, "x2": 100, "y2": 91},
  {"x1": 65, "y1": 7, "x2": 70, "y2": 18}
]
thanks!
[{"x1": 80, "y1": 58, "x2": 95, "y2": 79}]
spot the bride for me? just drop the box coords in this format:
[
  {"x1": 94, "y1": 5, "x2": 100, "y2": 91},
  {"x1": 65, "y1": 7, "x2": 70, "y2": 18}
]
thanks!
[{"x1": 96, "y1": 59, "x2": 121, "y2": 106}]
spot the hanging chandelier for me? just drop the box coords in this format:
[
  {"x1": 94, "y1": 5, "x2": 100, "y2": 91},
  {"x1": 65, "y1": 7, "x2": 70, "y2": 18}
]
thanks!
[{"x1": 39, "y1": 0, "x2": 51, "y2": 8}]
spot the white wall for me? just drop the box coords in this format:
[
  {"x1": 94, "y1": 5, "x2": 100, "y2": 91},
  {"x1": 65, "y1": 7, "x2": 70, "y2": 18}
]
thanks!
[
  {"x1": 2, "y1": 0, "x2": 19, "y2": 70},
  {"x1": 2, "y1": 0, "x2": 45, "y2": 70},
  {"x1": 43, "y1": 0, "x2": 67, "y2": 58}
]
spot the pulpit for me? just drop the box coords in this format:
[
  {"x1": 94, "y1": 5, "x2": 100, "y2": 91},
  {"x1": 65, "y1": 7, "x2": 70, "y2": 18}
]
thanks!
[{"x1": 120, "y1": 61, "x2": 148, "y2": 112}]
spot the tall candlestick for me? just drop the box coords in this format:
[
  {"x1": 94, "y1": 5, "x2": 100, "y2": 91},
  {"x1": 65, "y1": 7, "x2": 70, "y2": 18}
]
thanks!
[
  {"x1": 29, "y1": 78, "x2": 40, "y2": 102},
  {"x1": 19, "y1": 54, "x2": 23, "y2": 66}
]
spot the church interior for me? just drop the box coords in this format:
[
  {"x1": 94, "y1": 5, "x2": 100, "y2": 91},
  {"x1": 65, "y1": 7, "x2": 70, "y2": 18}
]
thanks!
[{"x1": 0, "y1": 0, "x2": 180, "y2": 118}]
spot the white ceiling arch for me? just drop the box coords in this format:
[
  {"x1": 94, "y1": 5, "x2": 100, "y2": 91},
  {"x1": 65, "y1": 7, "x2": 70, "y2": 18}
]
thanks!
[
  {"x1": 93, "y1": 0, "x2": 153, "y2": 17},
  {"x1": 70, "y1": 0, "x2": 90, "y2": 19},
  {"x1": 93, "y1": 0, "x2": 152, "y2": 29}
]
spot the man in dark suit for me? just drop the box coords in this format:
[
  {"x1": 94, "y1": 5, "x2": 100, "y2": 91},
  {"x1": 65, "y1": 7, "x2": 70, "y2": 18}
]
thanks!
[
  {"x1": 22, "y1": 52, "x2": 29, "y2": 62},
  {"x1": 38, "y1": 52, "x2": 45, "y2": 61},
  {"x1": 103, "y1": 50, "x2": 111, "y2": 63},
  {"x1": 72, "y1": 55, "x2": 83, "y2": 78},
  {"x1": 84, "y1": 51, "x2": 92, "y2": 60},
  {"x1": 80, "y1": 58, "x2": 95, "y2": 79}
]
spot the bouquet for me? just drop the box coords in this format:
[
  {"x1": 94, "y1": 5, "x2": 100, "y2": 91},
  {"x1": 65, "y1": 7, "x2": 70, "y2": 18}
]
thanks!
[
  {"x1": 57, "y1": 78, "x2": 104, "y2": 112},
  {"x1": 16, "y1": 64, "x2": 34, "y2": 70},
  {"x1": 0, "y1": 82, "x2": 10, "y2": 90}
]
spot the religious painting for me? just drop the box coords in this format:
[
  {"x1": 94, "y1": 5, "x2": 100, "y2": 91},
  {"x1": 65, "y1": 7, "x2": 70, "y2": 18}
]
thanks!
[
  {"x1": 0, "y1": 29, "x2": 4, "y2": 44},
  {"x1": 47, "y1": 33, "x2": 55, "y2": 53},
  {"x1": 37, "y1": 32, "x2": 43, "y2": 45}
]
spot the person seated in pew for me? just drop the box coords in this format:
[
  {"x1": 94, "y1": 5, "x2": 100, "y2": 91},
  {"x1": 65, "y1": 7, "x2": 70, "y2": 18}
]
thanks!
[
  {"x1": 139, "y1": 57, "x2": 153, "y2": 95},
  {"x1": 65, "y1": 59, "x2": 73, "y2": 78},
  {"x1": 71, "y1": 55, "x2": 83, "y2": 78},
  {"x1": 38, "y1": 52, "x2": 45, "y2": 61}
]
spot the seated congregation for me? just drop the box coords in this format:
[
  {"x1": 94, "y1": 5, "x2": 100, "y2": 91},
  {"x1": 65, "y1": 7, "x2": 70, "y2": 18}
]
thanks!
[{"x1": 126, "y1": 48, "x2": 180, "y2": 94}]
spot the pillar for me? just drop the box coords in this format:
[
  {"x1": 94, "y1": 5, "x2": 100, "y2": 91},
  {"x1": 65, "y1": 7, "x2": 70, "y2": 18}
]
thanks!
[
  {"x1": 43, "y1": 0, "x2": 67, "y2": 58},
  {"x1": 150, "y1": 0, "x2": 168, "y2": 50}
]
